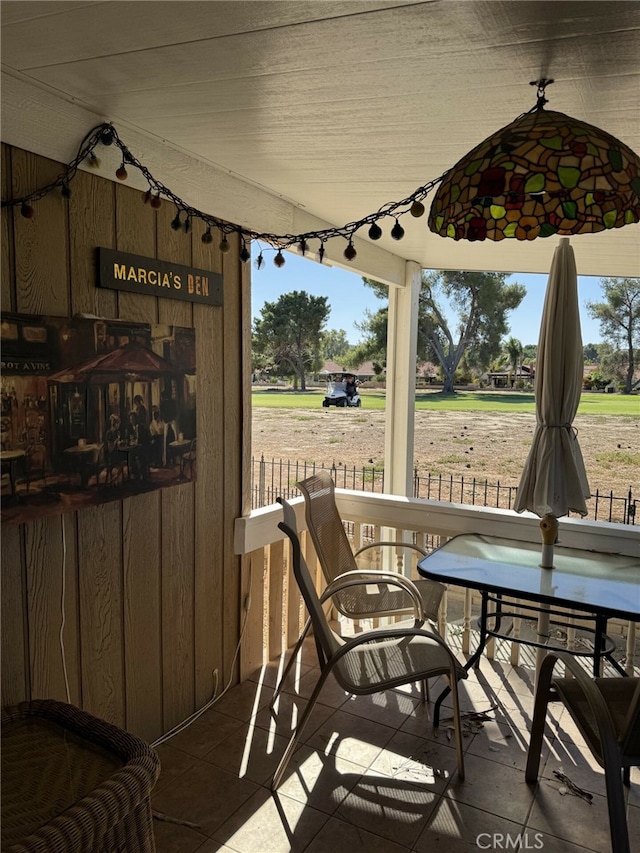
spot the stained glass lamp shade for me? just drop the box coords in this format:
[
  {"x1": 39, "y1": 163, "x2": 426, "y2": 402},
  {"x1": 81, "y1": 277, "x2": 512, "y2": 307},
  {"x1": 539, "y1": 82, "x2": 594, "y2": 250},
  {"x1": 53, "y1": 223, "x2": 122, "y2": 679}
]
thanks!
[{"x1": 428, "y1": 97, "x2": 640, "y2": 242}]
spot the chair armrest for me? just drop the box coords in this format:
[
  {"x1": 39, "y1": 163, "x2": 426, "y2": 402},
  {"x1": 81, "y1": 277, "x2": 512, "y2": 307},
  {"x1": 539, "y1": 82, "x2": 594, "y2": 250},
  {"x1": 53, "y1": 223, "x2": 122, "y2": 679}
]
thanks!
[
  {"x1": 354, "y1": 541, "x2": 428, "y2": 558},
  {"x1": 541, "y1": 652, "x2": 619, "y2": 757},
  {"x1": 320, "y1": 570, "x2": 424, "y2": 619}
]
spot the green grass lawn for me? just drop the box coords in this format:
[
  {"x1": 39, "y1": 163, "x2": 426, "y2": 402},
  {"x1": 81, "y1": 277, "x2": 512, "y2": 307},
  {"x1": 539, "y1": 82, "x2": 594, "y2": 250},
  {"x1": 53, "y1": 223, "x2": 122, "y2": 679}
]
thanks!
[{"x1": 252, "y1": 388, "x2": 639, "y2": 416}]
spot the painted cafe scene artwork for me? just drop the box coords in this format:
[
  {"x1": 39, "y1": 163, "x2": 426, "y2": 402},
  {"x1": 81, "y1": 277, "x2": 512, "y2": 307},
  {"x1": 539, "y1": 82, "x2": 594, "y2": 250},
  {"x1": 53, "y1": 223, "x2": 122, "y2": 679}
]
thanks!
[{"x1": 1, "y1": 313, "x2": 196, "y2": 524}]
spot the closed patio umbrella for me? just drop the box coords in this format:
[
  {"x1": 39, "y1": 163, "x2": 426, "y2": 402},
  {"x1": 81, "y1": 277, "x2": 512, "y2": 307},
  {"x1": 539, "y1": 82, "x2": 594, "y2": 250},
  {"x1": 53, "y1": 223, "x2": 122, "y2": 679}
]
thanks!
[{"x1": 514, "y1": 236, "x2": 590, "y2": 678}]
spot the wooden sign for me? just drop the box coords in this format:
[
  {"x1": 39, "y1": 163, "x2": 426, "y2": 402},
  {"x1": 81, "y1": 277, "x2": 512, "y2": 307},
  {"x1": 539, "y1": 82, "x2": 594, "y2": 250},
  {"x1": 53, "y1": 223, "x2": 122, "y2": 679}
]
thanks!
[{"x1": 97, "y1": 248, "x2": 223, "y2": 305}]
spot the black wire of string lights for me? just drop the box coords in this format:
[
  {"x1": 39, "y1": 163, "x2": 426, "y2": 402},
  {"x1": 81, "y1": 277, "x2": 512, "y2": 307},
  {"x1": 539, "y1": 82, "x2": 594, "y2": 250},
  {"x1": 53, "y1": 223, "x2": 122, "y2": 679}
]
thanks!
[{"x1": 1, "y1": 122, "x2": 445, "y2": 269}]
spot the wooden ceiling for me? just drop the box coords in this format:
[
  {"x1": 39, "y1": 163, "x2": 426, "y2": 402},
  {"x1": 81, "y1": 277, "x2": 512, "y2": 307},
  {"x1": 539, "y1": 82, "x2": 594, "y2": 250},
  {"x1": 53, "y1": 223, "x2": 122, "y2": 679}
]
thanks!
[{"x1": 2, "y1": 0, "x2": 639, "y2": 276}]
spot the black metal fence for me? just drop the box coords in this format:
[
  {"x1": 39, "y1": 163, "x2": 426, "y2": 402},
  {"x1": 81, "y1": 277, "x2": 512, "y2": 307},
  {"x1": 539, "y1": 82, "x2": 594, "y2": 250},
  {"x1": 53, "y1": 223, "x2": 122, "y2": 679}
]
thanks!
[{"x1": 251, "y1": 455, "x2": 638, "y2": 525}]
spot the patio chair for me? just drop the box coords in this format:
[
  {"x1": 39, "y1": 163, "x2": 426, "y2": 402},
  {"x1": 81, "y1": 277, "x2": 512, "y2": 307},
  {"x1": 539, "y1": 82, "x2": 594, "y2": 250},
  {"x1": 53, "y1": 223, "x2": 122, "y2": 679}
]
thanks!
[
  {"x1": 271, "y1": 496, "x2": 467, "y2": 790},
  {"x1": 526, "y1": 651, "x2": 640, "y2": 853},
  {"x1": 297, "y1": 471, "x2": 446, "y2": 622}
]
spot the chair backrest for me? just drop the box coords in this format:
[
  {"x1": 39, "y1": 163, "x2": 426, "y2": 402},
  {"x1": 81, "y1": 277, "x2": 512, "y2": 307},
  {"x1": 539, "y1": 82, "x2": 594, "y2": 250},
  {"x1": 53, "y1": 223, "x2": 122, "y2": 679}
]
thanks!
[
  {"x1": 621, "y1": 678, "x2": 640, "y2": 759},
  {"x1": 277, "y1": 497, "x2": 340, "y2": 662},
  {"x1": 296, "y1": 471, "x2": 357, "y2": 586}
]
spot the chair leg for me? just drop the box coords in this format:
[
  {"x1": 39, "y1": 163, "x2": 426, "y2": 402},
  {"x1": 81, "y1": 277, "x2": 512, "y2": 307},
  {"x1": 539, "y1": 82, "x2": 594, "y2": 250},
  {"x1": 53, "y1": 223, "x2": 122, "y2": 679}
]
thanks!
[
  {"x1": 448, "y1": 672, "x2": 465, "y2": 781},
  {"x1": 270, "y1": 617, "x2": 312, "y2": 708},
  {"x1": 603, "y1": 762, "x2": 630, "y2": 853},
  {"x1": 525, "y1": 654, "x2": 557, "y2": 784},
  {"x1": 420, "y1": 678, "x2": 430, "y2": 704},
  {"x1": 271, "y1": 668, "x2": 332, "y2": 790}
]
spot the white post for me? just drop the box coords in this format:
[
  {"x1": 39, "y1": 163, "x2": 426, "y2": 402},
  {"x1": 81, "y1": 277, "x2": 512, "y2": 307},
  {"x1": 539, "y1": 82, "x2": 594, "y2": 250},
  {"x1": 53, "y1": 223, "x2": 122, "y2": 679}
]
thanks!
[{"x1": 384, "y1": 261, "x2": 421, "y2": 497}]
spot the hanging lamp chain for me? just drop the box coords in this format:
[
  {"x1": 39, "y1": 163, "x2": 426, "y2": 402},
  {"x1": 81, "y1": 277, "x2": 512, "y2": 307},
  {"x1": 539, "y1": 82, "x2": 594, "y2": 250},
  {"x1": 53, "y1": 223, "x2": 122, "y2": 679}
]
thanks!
[{"x1": 530, "y1": 78, "x2": 554, "y2": 110}]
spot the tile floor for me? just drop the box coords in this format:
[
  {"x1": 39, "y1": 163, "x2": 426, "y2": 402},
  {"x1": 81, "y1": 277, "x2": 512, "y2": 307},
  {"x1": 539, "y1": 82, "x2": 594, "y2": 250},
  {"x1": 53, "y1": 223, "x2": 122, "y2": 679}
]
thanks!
[{"x1": 151, "y1": 638, "x2": 639, "y2": 853}]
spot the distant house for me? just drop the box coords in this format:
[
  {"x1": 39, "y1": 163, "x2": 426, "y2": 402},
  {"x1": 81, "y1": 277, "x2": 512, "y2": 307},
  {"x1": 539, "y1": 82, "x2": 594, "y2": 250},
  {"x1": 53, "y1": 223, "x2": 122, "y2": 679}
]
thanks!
[
  {"x1": 485, "y1": 364, "x2": 534, "y2": 388},
  {"x1": 317, "y1": 360, "x2": 377, "y2": 381},
  {"x1": 416, "y1": 361, "x2": 439, "y2": 384}
]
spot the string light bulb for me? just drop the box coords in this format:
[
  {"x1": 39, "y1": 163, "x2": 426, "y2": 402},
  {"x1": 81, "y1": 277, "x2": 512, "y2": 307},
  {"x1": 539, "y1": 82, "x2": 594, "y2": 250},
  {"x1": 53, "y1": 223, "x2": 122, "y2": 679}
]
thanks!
[
  {"x1": 274, "y1": 249, "x2": 285, "y2": 268},
  {"x1": 150, "y1": 193, "x2": 162, "y2": 209},
  {"x1": 391, "y1": 219, "x2": 405, "y2": 240},
  {"x1": 368, "y1": 222, "x2": 382, "y2": 240},
  {"x1": 318, "y1": 243, "x2": 326, "y2": 263},
  {"x1": 171, "y1": 210, "x2": 183, "y2": 230},
  {"x1": 183, "y1": 216, "x2": 191, "y2": 234},
  {"x1": 298, "y1": 238, "x2": 308, "y2": 255},
  {"x1": 88, "y1": 153, "x2": 101, "y2": 169},
  {"x1": 219, "y1": 235, "x2": 231, "y2": 254},
  {"x1": 20, "y1": 202, "x2": 35, "y2": 219},
  {"x1": 201, "y1": 226, "x2": 213, "y2": 244},
  {"x1": 61, "y1": 183, "x2": 72, "y2": 199},
  {"x1": 115, "y1": 163, "x2": 128, "y2": 181},
  {"x1": 100, "y1": 126, "x2": 115, "y2": 146},
  {"x1": 240, "y1": 244, "x2": 251, "y2": 263},
  {"x1": 343, "y1": 241, "x2": 357, "y2": 261},
  {"x1": 143, "y1": 189, "x2": 152, "y2": 204},
  {"x1": 410, "y1": 201, "x2": 425, "y2": 217},
  {"x1": 255, "y1": 252, "x2": 264, "y2": 270}
]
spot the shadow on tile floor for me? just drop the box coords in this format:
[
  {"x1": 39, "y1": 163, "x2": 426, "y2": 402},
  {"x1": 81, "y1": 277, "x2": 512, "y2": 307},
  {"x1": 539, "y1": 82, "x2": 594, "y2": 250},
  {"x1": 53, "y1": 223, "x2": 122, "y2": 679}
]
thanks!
[{"x1": 151, "y1": 640, "x2": 639, "y2": 853}]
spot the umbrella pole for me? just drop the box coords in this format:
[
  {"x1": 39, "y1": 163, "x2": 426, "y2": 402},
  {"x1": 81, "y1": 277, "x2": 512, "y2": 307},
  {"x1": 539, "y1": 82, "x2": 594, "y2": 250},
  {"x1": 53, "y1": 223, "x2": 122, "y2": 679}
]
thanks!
[
  {"x1": 539, "y1": 513, "x2": 558, "y2": 569},
  {"x1": 535, "y1": 513, "x2": 558, "y2": 688}
]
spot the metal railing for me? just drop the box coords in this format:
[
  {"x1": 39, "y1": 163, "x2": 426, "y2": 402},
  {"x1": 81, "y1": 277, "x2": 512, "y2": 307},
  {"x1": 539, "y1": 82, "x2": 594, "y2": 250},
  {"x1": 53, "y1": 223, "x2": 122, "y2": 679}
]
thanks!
[{"x1": 251, "y1": 455, "x2": 637, "y2": 525}]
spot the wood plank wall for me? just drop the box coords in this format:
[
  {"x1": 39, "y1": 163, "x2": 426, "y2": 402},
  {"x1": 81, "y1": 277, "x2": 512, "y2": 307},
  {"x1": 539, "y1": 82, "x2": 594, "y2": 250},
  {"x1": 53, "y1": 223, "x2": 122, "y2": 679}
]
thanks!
[{"x1": 1, "y1": 144, "x2": 247, "y2": 742}]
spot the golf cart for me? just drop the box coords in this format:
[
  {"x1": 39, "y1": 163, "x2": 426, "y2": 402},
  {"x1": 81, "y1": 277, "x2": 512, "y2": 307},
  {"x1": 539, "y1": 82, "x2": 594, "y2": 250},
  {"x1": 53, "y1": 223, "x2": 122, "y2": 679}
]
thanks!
[{"x1": 322, "y1": 373, "x2": 361, "y2": 407}]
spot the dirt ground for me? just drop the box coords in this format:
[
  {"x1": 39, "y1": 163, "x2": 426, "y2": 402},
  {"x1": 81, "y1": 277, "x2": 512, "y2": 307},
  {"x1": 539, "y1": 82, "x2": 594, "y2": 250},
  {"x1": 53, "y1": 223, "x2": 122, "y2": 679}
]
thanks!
[{"x1": 252, "y1": 405, "x2": 639, "y2": 498}]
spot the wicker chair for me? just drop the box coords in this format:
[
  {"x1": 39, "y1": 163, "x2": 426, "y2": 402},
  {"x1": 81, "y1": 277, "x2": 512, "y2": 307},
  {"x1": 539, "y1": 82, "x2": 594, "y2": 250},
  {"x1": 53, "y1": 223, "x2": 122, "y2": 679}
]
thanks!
[
  {"x1": 1, "y1": 699, "x2": 160, "y2": 853},
  {"x1": 526, "y1": 652, "x2": 640, "y2": 853}
]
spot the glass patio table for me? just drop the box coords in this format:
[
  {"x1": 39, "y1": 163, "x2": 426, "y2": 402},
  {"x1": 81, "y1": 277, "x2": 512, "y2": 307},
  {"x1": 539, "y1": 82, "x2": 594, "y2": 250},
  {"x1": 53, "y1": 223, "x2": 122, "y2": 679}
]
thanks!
[{"x1": 417, "y1": 533, "x2": 640, "y2": 725}]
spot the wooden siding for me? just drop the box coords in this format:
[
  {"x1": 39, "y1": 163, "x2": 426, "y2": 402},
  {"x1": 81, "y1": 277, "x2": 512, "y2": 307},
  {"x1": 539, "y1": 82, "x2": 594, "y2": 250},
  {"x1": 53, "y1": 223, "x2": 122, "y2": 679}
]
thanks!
[{"x1": 0, "y1": 145, "x2": 247, "y2": 743}]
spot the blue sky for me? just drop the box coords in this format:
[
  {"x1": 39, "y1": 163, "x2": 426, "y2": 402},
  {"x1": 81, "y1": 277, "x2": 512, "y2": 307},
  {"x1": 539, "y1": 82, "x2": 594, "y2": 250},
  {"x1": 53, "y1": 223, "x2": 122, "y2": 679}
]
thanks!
[{"x1": 251, "y1": 241, "x2": 607, "y2": 346}]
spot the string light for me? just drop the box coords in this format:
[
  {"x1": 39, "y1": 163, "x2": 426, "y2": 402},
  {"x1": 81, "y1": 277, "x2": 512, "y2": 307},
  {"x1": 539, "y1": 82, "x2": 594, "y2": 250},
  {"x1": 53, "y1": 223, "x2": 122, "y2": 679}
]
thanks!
[{"x1": 0, "y1": 120, "x2": 443, "y2": 268}]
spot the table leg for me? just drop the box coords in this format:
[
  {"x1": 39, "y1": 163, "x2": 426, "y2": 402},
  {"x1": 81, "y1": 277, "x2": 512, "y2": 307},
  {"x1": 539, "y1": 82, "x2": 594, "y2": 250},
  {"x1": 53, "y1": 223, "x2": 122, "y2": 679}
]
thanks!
[
  {"x1": 433, "y1": 591, "x2": 490, "y2": 726},
  {"x1": 595, "y1": 614, "x2": 627, "y2": 677}
]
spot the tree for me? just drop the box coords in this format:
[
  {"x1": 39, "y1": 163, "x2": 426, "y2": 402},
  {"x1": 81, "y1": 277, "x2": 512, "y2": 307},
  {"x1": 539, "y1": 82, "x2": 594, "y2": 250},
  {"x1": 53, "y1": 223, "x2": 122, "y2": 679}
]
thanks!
[
  {"x1": 252, "y1": 290, "x2": 329, "y2": 390},
  {"x1": 504, "y1": 336, "x2": 524, "y2": 383},
  {"x1": 587, "y1": 278, "x2": 640, "y2": 394},
  {"x1": 583, "y1": 342, "x2": 600, "y2": 363},
  {"x1": 322, "y1": 328, "x2": 351, "y2": 361},
  {"x1": 358, "y1": 272, "x2": 525, "y2": 393}
]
